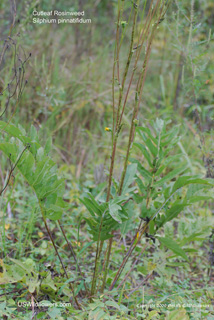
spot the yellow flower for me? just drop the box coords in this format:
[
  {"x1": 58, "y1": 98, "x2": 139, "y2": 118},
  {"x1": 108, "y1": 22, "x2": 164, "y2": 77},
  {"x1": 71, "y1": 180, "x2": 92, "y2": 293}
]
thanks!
[
  {"x1": 105, "y1": 127, "x2": 111, "y2": 132},
  {"x1": 38, "y1": 231, "x2": 44, "y2": 238}
]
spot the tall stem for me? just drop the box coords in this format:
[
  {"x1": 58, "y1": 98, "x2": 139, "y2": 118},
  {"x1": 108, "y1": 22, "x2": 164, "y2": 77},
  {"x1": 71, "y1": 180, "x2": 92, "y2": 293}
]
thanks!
[
  {"x1": 109, "y1": 2, "x2": 170, "y2": 289},
  {"x1": 119, "y1": 0, "x2": 164, "y2": 195},
  {"x1": 102, "y1": 0, "x2": 170, "y2": 293},
  {"x1": 101, "y1": 1, "x2": 140, "y2": 292}
]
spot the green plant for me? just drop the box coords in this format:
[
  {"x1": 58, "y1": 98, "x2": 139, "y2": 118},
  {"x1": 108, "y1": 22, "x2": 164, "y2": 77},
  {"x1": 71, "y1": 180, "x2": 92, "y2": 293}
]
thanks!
[
  {"x1": 0, "y1": 121, "x2": 83, "y2": 307},
  {"x1": 80, "y1": 0, "x2": 214, "y2": 303},
  {"x1": 1, "y1": 0, "x2": 214, "y2": 318},
  {"x1": 81, "y1": 0, "x2": 172, "y2": 300}
]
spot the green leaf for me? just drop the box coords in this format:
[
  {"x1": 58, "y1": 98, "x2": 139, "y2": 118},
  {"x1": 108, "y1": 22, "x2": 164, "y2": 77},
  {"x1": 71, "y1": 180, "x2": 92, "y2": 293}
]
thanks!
[
  {"x1": 109, "y1": 202, "x2": 122, "y2": 223},
  {"x1": 167, "y1": 308, "x2": 188, "y2": 320},
  {"x1": 80, "y1": 194, "x2": 102, "y2": 217},
  {"x1": 37, "y1": 147, "x2": 45, "y2": 161},
  {"x1": 44, "y1": 136, "x2": 52, "y2": 154},
  {"x1": 0, "y1": 121, "x2": 66, "y2": 221},
  {"x1": 47, "y1": 307, "x2": 61, "y2": 320},
  {"x1": 158, "y1": 204, "x2": 187, "y2": 227},
  {"x1": 180, "y1": 232, "x2": 206, "y2": 246},
  {"x1": 133, "y1": 142, "x2": 153, "y2": 167},
  {"x1": 105, "y1": 300, "x2": 121, "y2": 310},
  {"x1": 157, "y1": 236, "x2": 189, "y2": 261},
  {"x1": 154, "y1": 166, "x2": 188, "y2": 187},
  {"x1": 0, "y1": 121, "x2": 26, "y2": 142},
  {"x1": 57, "y1": 276, "x2": 75, "y2": 296},
  {"x1": 136, "y1": 126, "x2": 157, "y2": 144},
  {"x1": 161, "y1": 126, "x2": 180, "y2": 147},
  {"x1": 144, "y1": 138, "x2": 157, "y2": 157},
  {"x1": 74, "y1": 280, "x2": 84, "y2": 296},
  {"x1": 135, "y1": 175, "x2": 145, "y2": 193},
  {"x1": 122, "y1": 163, "x2": 137, "y2": 194},
  {"x1": 79, "y1": 198, "x2": 96, "y2": 217},
  {"x1": 131, "y1": 159, "x2": 152, "y2": 183},
  {"x1": 30, "y1": 125, "x2": 38, "y2": 141},
  {"x1": 172, "y1": 176, "x2": 214, "y2": 193},
  {"x1": 155, "y1": 154, "x2": 182, "y2": 176},
  {"x1": 0, "y1": 259, "x2": 40, "y2": 294},
  {"x1": 40, "y1": 272, "x2": 57, "y2": 293}
]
